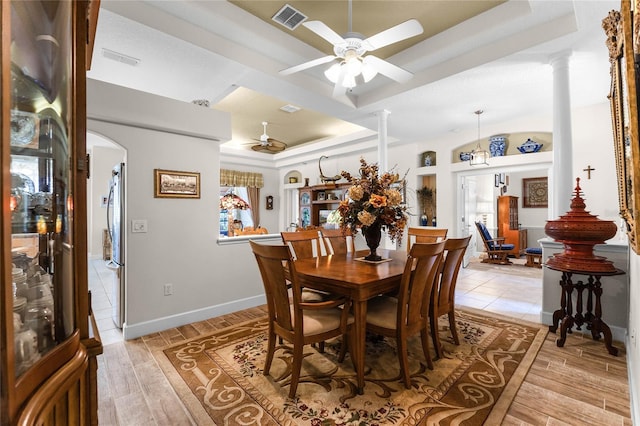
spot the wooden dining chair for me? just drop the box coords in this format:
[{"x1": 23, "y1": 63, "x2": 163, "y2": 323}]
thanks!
[
  {"x1": 364, "y1": 241, "x2": 445, "y2": 388},
  {"x1": 249, "y1": 241, "x2": 353, "y2": 399},
  {"x1": 320, "y1": 227, "x2": 356, "y2": 255},
  {"x1": 430, "y1": 235, "x2": 472, "y2": 359},
  {"x1": 281, "y1": 229, "x2": 325, "y2": 259},
  {"x1": 407, "y1": 227, "x2": 448, "y2": 252},
  {"x1": 281, "y1": 229, "x2": 335, "y2": 323}
]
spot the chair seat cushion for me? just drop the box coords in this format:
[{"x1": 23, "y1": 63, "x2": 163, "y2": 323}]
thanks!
[
  {"x1": 292, "y1": 306, "x2": 350, "y2": 336},
  {"x1": 525, "y1": 247, "x2": 542, "y2": 255},
  {"x1": 365, "y1": 296, "x2": 399, "y2": 330},
  {"x1": 490, "y1": 243, "x2": 515, "y2": 251}
]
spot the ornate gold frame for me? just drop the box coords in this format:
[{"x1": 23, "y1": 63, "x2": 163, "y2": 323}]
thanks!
[
  {"x1": 604, "y1": 0, "x2": 640, "y2": 253},
  {"x1": 154, "y1": 169, "x2": 201, "y2": 199}
]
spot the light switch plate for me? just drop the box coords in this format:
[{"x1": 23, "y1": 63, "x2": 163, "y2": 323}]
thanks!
[{"x1": 132, "y1": 219, "x2": 148, "y2": 233}]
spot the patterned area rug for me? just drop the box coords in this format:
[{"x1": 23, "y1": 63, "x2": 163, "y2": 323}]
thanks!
[{"x1": 155, "y1": 308, "x2": 547, "y2": 425}]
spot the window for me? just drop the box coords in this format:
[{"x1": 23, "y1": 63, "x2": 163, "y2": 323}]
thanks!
[{"x1": 219, "y1": 187, "x2": 253, "y2": 235}]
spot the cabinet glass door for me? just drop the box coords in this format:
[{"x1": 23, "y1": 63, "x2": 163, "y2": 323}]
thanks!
[{"x1": 9, "y1": 0, "x2": 75, "y2": 378}]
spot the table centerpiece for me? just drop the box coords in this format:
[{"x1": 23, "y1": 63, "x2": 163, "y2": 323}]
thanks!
[{"x1": 338, "y1": 158, "x2": 408, "y2": 261}]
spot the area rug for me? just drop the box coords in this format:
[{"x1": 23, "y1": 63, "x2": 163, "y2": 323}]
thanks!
[{"x1": 154, "y1": 308, "x2": 547, "y2": 425}]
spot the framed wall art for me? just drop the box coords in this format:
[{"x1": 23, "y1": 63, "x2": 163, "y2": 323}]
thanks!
[
  {"x1": 603, "y1": 1, "x2": 640, "y2": 253},
  {"x1": 522, "y1": 177, "x2": 548, "y2": 208},
  {"x1": 154, "y1": 169, "x2": 200, "y2": 198}
]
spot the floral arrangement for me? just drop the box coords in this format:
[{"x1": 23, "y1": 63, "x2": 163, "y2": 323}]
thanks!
[{"x1": 337, "y1": 158, "x2": 408, "y2": 243}]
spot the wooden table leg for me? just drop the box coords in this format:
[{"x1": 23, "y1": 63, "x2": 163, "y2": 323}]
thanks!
[
  {"x1": 590, "y1": 276, "x2": 619, "y2": 356},
  {"x1": 352, "y1": 299, "x2": 367, "y2": 394}
]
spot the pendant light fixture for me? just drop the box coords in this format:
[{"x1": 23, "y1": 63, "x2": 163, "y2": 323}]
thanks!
[{"x1": 470, "y1": 110, "x2": 490, "y2": 166}]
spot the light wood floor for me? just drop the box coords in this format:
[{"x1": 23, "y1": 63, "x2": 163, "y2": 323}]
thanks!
[{"x1": 96, "y1": 306, "x2": 632, "y2": 425}]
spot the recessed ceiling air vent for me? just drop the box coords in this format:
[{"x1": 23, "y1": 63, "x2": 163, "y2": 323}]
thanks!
[
  {"x1": 102, "y1": 48, "x2": 140, "y2": 66},
  {"x1": 280, "y1": 104, "x2": 301, "y2": 113},
  {"x1": 272, "y1": 4, "x2": 307, "y2": 30}
]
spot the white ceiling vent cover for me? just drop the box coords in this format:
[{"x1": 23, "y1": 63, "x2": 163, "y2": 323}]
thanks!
[
  {"x1": 272, "y1": 4, "x2": 307, "y2": 30},
  {"x1": 280, "y1": 104, "x2": 301, "y2": 113},
  {"x1": 102, "y1": 48, "x2": 140, "y2": 66}
]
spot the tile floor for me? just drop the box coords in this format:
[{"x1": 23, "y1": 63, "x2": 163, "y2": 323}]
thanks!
[{"x1": 88, "y1": 255, "x2": 543, "y2": 346}]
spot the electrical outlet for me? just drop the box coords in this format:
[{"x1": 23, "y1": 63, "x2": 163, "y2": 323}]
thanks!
[
  {"x1": 164, "y1": 283, "x2": 173, "y2": 296},
  {"x1": 631, "y1": 328, "x2": 637, "y2": 348}
]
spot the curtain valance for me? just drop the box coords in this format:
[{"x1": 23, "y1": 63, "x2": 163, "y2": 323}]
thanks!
[{"x1": 220, "y1": 169, "x2": 264, "y2": 188}]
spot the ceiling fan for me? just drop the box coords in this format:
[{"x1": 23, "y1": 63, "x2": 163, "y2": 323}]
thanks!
[
  {"x1": 279, "y1": 0, "x2": 423, "y2": 96},
  {"x1": 250, "y1": 122, "x2": 287, "y2": 153}
]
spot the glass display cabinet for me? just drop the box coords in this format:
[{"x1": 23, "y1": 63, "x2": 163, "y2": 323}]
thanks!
[{"x1": 1, "y1": 1, "x2": 101, "y2": 424}]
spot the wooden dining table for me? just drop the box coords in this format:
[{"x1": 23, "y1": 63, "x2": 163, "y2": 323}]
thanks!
[{"x1": 294, "y1": 248, "x2": 408, "y2": 393}]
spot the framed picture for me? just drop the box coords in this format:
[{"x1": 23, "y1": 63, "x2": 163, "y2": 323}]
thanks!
[
  {"x1": 604, "y1": 2, "x2": 640, "y2": 253},
  {"x1": 154, "y1": 169, "x2": 200, "y2": 198},
  {"x1": 522, "y1": 177, "x2": 548, "y2": 208}
]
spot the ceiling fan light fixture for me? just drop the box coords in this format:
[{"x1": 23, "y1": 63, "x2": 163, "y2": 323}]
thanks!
[
  {"x1": 345, "y1": 56, "x2": 362, "y2": 76},
  {"x1": 342, "y1": 73, "x2": 357, "y2": 89},
  {"x1": 324, "y1": 63, "x2": 342, "y2": 83},
  {"x1": 361, "y1": 62, "x2": 378, "y2": 82}
]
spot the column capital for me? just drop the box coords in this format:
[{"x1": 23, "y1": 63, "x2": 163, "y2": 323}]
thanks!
[{"x1": 548, "y1": 50, "x2": 573, "y2": 68}]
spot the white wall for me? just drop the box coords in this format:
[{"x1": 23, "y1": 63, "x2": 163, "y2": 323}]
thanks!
[{"x1": 87, "y1": 79, "x2": 270, "y2": 339}]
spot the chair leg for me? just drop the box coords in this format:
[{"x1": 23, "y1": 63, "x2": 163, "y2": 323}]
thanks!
[
  {"x1": 397, "y1": 337, "x2": 412, "y2": 388},
  {"x1": 318, "y1": 341, "x2": 325, "y2": 353},
  {"x1": 420, "y1": 328, "x2": 434, "y2": 371},
  {"x1": 430, "y1": 317, "x2": 443, "y2": 359},
  {"x1": 338, "y1": 335, "x2": 348, "y2": 363},
  {"x1": 288, "y1": 343, "x2": 304, "y2": 399},
  {"x1": 263, "y1": 332, "x2": 276, "y2": 375},
  {"x1": 448, "y1": 310, "x2": 460, "y2": 345}
]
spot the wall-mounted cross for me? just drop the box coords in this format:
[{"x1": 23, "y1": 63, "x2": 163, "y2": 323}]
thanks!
[{"x1": 583, "y1": 165, "x2": 596, "y2": 179}]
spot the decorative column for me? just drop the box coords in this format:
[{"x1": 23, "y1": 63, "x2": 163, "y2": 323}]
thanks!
[
  {"x1": 376, "y1": 110, "x2": 390, "y2": 173},
  {"x1": 550, "y1": 51, "x2": 574, "y2": 219}
]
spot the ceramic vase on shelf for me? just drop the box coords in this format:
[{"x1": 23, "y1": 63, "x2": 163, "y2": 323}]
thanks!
[
  {"x1": 420, "y1": 212, "x2": 428, "y2": 226},
  {"x1": 489, "y1": 135, "x2": 507, "y2": 157},
  {"x1": 363, "y1": 221, "x2": 383, "y2": 261}
]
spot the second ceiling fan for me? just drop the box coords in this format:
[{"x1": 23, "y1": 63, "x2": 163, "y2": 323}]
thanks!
[
  {"x1": 280, "y1": 0, "x2": 423, "y2": 97},
  {"x1": 249, "y1": 121, "x2": 287, "y2": 153}
]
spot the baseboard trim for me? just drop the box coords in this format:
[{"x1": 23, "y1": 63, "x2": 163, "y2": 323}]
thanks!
[
  {"x1": 627, "y1": 334, "x2": 639, "y2": 425},
  {"x1": 540, "y1": 311, "x2": 627, "y2": 342},
  {"x1": 122, "y1": 294, "x2": 266, "y2": 340}
]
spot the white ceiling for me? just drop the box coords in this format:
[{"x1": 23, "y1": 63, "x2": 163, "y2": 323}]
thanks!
[{"x1": 87, "y1": 0, "x2": 618, "y2": 156}]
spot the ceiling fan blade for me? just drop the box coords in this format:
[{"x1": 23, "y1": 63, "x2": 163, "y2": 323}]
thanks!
[
  {"x1": 279, "y1": 55, "x2": 336, "y2": 76},
  {"x1": 251, "y1": 144, "x2": 270, "y2": 152},
  {"x1": 362, "y1": 19, "x2": 424, "y2": 51},
  {"x1": 266, "y1": 139, "x2": 287, "y2": 152},
  {"x1": 303, "y1": 20, "x2": 346, "y2": 46},
  {"x1": 362, "y1": 55, "x2": 413, "y2": 83}
]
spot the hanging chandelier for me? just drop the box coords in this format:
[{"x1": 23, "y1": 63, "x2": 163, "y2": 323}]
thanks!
[{"x1": 470, "y1": 110, "x2": 490, "y2": 166}]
